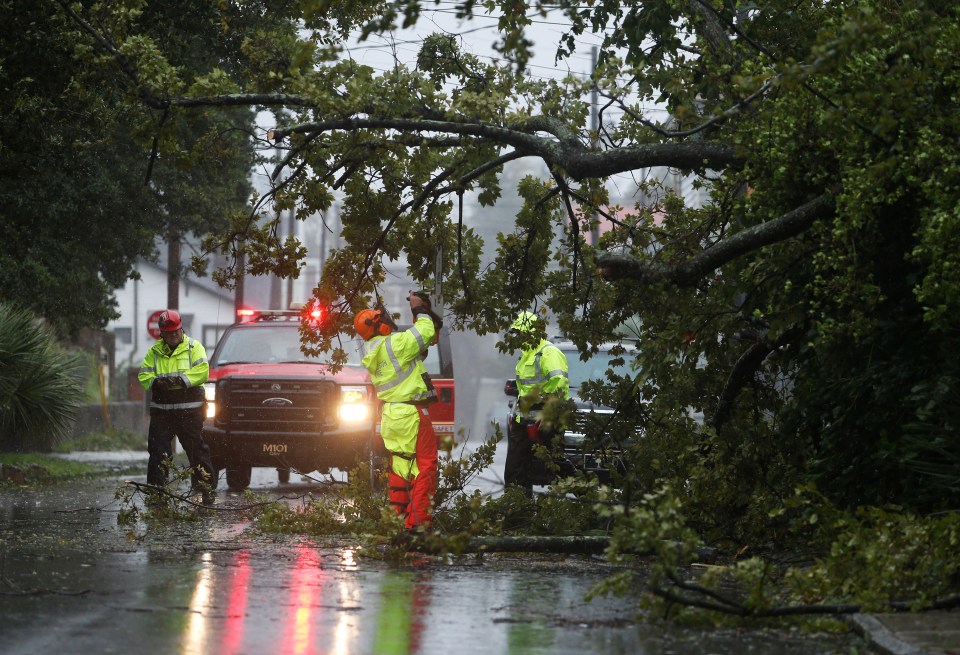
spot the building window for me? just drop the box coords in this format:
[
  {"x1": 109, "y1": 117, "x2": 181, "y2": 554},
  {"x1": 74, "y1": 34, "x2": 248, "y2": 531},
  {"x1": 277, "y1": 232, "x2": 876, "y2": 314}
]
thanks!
[
  {"x1": 114, "y1": 327, "x2": 133, "y2": 344},
  {"x1": 203, "y1": 324, "x2": 232, "y2": 352}
]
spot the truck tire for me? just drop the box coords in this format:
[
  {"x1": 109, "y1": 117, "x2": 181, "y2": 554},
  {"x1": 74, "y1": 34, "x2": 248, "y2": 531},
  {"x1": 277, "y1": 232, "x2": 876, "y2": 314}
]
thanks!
[{"x1": 226, "y1": 466, "x2": 252, "y2": 491}]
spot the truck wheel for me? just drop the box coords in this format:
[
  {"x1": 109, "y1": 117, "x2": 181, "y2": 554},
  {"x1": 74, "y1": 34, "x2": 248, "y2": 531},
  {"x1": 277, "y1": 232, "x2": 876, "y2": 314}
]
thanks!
[
  {"x1": 226, "y1": 466, "x2": 252, "y2": 491},
  {"x1": 277, "y1": 467, "x2": 290, "y2": 484}
]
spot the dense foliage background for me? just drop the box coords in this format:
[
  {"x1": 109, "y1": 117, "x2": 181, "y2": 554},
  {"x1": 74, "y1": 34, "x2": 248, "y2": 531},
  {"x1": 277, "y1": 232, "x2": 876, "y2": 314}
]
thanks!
[
  {"x1": 0, "y1": 1, "x2": 259, "y2": 336},
  {"x1": 28, "y1": 0, "x2": 960, "y2": 542}
]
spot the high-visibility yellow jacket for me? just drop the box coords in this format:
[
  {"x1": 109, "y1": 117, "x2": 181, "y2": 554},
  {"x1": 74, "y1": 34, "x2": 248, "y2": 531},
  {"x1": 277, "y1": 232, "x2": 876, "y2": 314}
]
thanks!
[
  {"x1": 363, "y1": 314, "x2": 438, "y2": 479},
  {"x1": 138, "y1": 336, "x2": 208, "y2": 410},
  {"x1": 515, "y1": 338, "x2": 569, "y2": 417},
  {"x1": 362, "y1": 315, "x2": 437, "y2": 405}
]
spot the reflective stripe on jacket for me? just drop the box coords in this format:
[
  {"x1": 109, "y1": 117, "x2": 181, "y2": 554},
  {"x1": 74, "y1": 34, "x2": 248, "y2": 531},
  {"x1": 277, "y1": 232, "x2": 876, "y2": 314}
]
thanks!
[
  {"x1": 515, "y1": 339, "x2": 570, "y2": 404},
  {"x1": 138, "y1": 336, "x2": 209, "y2": 410},
  {"x1": 362, "y1": 315, "x2": 437, "y2": 404}
]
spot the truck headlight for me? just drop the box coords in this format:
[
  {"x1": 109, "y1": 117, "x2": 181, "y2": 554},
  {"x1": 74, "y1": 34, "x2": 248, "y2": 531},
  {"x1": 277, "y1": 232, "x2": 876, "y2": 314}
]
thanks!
[
  {"x1": 204, "y1": 383, "x2": 216, "y2": 419},
  {"x1": 339, "y1": 385, "x2": 371, "y2": 424}
]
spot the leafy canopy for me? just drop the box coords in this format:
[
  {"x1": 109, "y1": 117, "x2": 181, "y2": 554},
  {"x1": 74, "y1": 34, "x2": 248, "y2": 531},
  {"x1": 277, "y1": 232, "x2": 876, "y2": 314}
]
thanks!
[
  {"x1": 0, "y1": 1, "x2": 261, "y2": 336},
  {"x1": 55, "y1": 0, "x2": 960, "y2": 521}
]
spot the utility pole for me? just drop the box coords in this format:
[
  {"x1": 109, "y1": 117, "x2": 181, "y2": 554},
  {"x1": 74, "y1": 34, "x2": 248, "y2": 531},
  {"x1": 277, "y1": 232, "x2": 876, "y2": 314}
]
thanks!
[
  {"x1": 590, "y1": 45, "x2": 600, "y2": 247},
  {"x1": 167, "y1": 224, "x2": 180, "y2": 310},
  {"x1": 285, "y1": 206, "x2": 295, "y2": 307},
  {"x1": 166, "y1": 223, "x2": 180, "y2": 454},
  {"x1": 234, "y1": 252, "x2": 245, "y2": 319},
  {"x1": 319, "y1": 209, "x2": 327, "y2": 277},
  {"x1": 269, "y1": 143, "x2": 283, "y2": 309}
]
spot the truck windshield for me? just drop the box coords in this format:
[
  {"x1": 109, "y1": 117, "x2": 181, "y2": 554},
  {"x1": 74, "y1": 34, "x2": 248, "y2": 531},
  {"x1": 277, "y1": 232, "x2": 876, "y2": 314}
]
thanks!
[
  {"x1": 212, "y1": 326, "x2": 364, "y2": 366},
  {"x1": 563, "y1": 349, "x2": 635, "y2": 389}
]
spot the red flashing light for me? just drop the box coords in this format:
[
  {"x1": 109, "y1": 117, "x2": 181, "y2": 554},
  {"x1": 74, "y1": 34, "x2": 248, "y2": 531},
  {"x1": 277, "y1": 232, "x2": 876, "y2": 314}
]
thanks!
[
  {"x1": 303, "y1": 305, "x2": 326, "y2": 325},
  {"x1": 236, "y1": 308, "x2": 257, "y2": 323}
]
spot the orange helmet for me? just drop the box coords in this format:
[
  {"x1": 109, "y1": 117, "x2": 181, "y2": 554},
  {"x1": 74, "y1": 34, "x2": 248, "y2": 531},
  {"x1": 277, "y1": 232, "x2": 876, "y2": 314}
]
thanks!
[
  {"x1": 158, "y1": 309, "x2": 182, "y2": 332},
  {"x1": 354, "y1": 308, "x2": 391, "y2": 340}
]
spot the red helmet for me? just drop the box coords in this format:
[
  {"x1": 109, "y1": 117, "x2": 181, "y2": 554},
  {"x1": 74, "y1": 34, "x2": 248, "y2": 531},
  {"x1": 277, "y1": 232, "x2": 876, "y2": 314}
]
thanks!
[
  {"x1": 158, "y1": 309, "x2": 182, "y2": 332},
  {"x1": 354, "y1": 308, "x2": 391, "y2": 340}
]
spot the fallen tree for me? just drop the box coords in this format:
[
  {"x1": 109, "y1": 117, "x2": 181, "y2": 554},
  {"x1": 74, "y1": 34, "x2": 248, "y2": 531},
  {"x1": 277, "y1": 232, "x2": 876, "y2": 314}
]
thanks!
[{"x1": 49, "y1": 1, "x2": 960, "y2": 625}]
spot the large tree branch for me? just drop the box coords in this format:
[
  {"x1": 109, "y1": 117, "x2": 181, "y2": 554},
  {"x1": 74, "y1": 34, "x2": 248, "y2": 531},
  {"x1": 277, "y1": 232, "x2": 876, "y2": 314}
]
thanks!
[
  {"x1": 684, "y1": 0, "x2": 738, "y2": 67},
  {"x1": 598, "y1": 190, "x2": 839, "y2": 285},
  {"x1": 711, "y1": 326, "x2": 803, "y2": 428},
  {"x1": 151, "y1": 92, "x2": 323, "y2": 110},
  {"x1": 654, "y1": 572, "x2": 960, "y2": 618},
  {"x1": 58, "y1": 0, "x2": 742, "y2": 181},
  {"x1": 270, "y1": 117, "x2": 741, "y2": 180}
]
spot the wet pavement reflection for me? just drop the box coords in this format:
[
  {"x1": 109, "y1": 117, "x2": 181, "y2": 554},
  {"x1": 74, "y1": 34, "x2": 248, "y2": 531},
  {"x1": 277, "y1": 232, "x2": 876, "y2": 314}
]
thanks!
[{"x1": 0, "y1": 460, "x2": 858, "y2": 655}]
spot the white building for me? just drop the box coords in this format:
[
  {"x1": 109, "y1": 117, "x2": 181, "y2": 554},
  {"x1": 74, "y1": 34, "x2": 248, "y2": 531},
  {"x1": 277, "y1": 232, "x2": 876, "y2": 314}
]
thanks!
[{"x1": 106, "y1": 259, "x2": 237, "y2": 373}]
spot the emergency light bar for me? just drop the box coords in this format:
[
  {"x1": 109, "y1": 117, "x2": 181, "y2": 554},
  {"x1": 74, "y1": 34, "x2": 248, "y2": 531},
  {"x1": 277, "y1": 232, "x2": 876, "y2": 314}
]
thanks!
[{"x1": 235, "y1": 304, "x2": 327, "y2": 324}]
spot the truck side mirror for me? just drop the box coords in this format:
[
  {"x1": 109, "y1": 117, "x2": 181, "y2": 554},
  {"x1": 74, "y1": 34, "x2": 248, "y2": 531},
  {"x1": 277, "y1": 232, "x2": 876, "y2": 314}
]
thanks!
[{"x1": 504, "y1": 379, "x2": 518, "y2": 397}]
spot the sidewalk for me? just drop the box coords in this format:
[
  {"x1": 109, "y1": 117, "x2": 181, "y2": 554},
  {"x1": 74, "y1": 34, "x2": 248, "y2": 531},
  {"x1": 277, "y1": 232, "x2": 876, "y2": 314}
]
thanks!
[{"x1": 851, "y1": 611, "x2": 960, "y2": 655}]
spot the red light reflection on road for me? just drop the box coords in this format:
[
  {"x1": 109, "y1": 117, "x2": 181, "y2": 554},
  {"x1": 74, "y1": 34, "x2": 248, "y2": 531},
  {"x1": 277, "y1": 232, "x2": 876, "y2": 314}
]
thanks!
[
  {"x1": 184, "y1": 551, "x2": 251, "y2": 655},
  {"x1": 221, "y1": 550, "x2": 251, "y2": 655},
  {"x1": 181, "y1": 546, "x2": 360, "y2": 654},
  {"x1": 282, "y1": 546, "x2": 326, "y2": 655}
]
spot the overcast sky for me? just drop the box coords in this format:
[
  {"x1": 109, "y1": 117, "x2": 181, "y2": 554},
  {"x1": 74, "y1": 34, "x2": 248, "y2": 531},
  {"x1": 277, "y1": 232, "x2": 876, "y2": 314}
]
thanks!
[
  {"x1": 343, "y1": 4, "x2": 602, "y2": 84},
  {"x1": 248, "y1": 5, "x2": 665, "y2": 305}
]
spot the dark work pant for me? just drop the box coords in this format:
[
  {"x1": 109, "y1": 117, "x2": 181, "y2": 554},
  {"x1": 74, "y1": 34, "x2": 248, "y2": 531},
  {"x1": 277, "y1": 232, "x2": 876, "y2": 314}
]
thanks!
[
  {"x1": 147, "y1": 408, "x2": 216, "y2": 490},
  {"x1": 504, "y1": 416, "x2": 558, "y2": 494}
]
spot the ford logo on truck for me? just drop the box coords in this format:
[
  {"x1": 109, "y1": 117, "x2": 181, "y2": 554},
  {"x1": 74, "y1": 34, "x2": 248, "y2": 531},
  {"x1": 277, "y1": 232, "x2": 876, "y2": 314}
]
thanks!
[{"x1": 262, "y1": 397, "x2": 293, "y2": 407}]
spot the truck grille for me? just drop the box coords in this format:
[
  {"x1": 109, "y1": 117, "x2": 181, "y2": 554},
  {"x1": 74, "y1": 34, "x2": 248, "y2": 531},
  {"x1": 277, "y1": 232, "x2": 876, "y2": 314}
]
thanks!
[{"x1": 215, "y1": 377, "x2": 339, "y2": 433}]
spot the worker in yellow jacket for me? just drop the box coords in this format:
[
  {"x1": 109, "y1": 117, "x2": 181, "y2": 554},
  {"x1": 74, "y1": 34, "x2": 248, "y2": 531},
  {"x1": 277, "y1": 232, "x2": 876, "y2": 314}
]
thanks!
[
  {"x1": 138, "y1": 309, "x2": 215, "y2": 504},
  {"x1": 504, "y1": 311, "x2": 570, "y2": 496},
  {"x1": 356, "y1": 293, "x2": 440, "y2": 529}
]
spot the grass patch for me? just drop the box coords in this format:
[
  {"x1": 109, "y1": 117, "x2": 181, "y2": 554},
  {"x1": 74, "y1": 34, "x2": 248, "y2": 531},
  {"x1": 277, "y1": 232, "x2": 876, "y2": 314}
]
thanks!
[
  {"x1": 0, "y1": 452, "x2": 106, "y2": 485},
  {"x1": 54, "y1": 428, "x2": 146, "y2": 452}
]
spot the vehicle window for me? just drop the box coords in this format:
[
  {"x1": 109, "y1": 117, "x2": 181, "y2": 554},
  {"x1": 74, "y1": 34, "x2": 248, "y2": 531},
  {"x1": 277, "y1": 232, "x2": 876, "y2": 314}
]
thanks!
[
  {"x1": 212, "y1": 326, "x2": 364, "y2": 366},
  {"x1": 562, "y1": 349, "x2": 634, "y2": 389},
  {"x1": 421, "y1": 345, "x2": 441, "y2": 377}
]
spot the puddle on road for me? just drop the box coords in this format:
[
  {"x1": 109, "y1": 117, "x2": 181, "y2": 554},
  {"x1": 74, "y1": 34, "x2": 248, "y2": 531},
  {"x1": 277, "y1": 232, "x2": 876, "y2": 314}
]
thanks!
[{"x1": 0, "y1": 474, "x2": 859, "y2": 655}]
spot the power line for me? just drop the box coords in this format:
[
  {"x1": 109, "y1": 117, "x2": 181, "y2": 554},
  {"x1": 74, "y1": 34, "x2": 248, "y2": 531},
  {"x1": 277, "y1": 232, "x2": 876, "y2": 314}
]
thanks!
[{"x1": 342, "y1": 19, "x2": 628, "y2": 86}]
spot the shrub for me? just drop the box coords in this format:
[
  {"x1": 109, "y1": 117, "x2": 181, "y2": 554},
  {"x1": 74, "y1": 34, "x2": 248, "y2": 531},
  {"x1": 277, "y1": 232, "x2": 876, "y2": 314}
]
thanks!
[{"x1": 0, "y1": 304, "x2": 85, "y2": 452}]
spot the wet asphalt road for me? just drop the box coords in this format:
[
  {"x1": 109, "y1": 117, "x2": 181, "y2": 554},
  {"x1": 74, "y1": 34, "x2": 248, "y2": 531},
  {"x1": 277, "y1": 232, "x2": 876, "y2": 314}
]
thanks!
[{"x1": 0, "y1": 456, "x2": 859, "y2": 655}]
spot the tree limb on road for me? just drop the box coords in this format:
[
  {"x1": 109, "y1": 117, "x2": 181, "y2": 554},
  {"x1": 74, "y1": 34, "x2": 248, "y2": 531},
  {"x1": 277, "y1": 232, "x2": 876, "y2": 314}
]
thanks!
[
  {"x1": 405, "y1": 534, "x2": 719, "y2": 560},
  {"x1": 653, "y1": 571, "x2": 960, "y2": 618}
]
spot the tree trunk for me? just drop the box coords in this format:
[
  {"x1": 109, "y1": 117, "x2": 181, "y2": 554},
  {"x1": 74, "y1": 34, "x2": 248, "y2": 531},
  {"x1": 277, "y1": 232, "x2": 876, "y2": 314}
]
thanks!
[{"x1": 167, "y1": 226, "x2": 180, "y2": 310}]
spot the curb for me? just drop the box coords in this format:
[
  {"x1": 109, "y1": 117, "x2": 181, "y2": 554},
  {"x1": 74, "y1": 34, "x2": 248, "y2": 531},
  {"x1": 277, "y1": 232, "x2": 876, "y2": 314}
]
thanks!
[{"x1": 848, "y1": 613, "x2": 931, "y2": 655}]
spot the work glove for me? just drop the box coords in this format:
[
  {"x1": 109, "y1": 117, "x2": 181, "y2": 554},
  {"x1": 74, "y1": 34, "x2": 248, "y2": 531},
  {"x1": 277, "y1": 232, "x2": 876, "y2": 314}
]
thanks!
[
  {"x1": 408, "y1": 291, "x2": 443, "y2": 331},
  {"x1": 152, "y1": 377, "x2": 172, "y2": 392},
  {"x1": 407, "y1": 290, "x2": 429, "y2": 314}
]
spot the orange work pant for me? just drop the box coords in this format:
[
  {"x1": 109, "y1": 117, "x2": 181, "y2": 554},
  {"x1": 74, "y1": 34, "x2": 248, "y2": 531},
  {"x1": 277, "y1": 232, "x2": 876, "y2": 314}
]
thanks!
[{"x1": 387, "y1": 406, "x2": 438, "y2": 529}]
